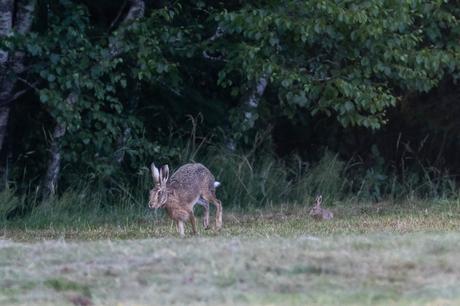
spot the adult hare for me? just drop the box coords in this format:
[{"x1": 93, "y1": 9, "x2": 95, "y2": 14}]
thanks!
[{"x1": 148, "y1": 162, "x2": 223, "y2": 237}]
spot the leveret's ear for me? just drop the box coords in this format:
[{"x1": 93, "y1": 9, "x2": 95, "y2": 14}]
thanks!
[
  {"x1": 315, "y1": 195, "x2": 322, "y2": 207},
  {"x1": 151, "y1": 162, "x2": 160, "y2": 184},
  {"x1": 160, "y1": 164, "x2": 169, "y2": 184}
]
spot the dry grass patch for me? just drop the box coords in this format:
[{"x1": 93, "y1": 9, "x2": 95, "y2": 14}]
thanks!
[
  {"x1": 1, "y1": 203, "x2": 460, "y2": 305},
  {"x1": 1, "y1": 233, "x2": 460, "y2": 305}
]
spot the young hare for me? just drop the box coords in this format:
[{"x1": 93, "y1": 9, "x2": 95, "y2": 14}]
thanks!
[
  {"x1": 148, "y1": 162, "x2": 223, "y2": 237},
  {"x1": 309, "y1": 195, "x2": 333, "y2": 220}
]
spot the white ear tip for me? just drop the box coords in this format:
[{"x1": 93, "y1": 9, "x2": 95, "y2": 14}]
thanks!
[
  {"x1": 151, "y1": 162, "x2": 160, "y2": 182},
  {"x1": 214, "y1": 181, "x2": 221, "y2": 188}
]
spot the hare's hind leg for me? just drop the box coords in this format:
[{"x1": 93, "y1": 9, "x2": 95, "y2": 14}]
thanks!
[
  {"x1": 189, "y1": 213, "x2": 198, "y2": 235},
  {"x1": 197, "y1": 198, "x2": 210, "y2": 229},
  {"x1": 203, "y1": 192, "x2": 222, "y2": 230},
  {"x1": 215, "y1": 199, "x2": 223, "y2": 229},
  {"x1": 203, "y1": 204, "x2": 210, "y2": 229}
]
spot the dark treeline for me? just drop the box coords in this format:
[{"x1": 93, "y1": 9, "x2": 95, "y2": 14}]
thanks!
[{"x1": 1, "y1": 0, "x2": 460, "y2": 210}]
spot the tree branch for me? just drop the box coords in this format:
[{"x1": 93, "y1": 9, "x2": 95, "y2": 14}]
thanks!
[
  {"x1": 202, "y1": 50, "x2": 225, "y2": 61},
  {"x1": 0, "y1": 80, "x2": 38, "y2": 106},
  {"x1": 209, "y1": 26, "x2": 224, "y2": 41},
  {"x1": 121, "y1": 0, "x2": 145, "y2": 27},
  {"x1": 5, "y1": 76, "x2": 40, "y2": 105},
  {"x1": 17, "y1": 76, "x2": 39, "y2": 91},
  {"x1": 109, "y1": 0, "x2": 128, "y2": 30},
  {"x1": 202, "y1": 26, "x2": 225, "y2": 62},
  {"x1": 109, "y1": 0, "x2": 145, "y2": 57}
]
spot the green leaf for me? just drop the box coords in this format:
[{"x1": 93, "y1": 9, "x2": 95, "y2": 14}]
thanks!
[{"x1": 39, "y1": 91, "x2": 48, "y2": 103}]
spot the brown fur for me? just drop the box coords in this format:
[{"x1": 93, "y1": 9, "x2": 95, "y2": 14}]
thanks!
[
  {"x1": 309, "y1": 195, "x2": 334, "y2": 221},
  {"x1": 148, "y1": 163, "x2": 222, "y2": 237}
]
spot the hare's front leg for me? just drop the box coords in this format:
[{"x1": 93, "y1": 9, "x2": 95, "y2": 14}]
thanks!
[{"x1": 176, "y1": 220, "x2": 185, "y2": 237}]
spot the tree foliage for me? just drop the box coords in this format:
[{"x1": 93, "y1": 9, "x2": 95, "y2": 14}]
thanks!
[
  {"x1": 213, "y1": 1, "x2": 459, "y2": 129},
  {"x1": 0, "y1": 0, "x2": 459, "y2": 192}
]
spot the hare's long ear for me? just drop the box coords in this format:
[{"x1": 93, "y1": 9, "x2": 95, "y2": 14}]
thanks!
[
  {"x1": 160, "y1": 164, "x2": 170, "y2": 183},
  {"x1": 151, "y1": 162, "x2": 160, "y2": 184}
]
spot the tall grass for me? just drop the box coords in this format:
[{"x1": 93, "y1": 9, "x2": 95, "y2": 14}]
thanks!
[
  {"x1": 200, "y1": 148, "x2": 346, "y2": 208},
  {"x1": 0, "y1": 187, "x2": 27, "y2": 222},
  {"x1": 1, "y1": 142, "x2": 458, "y2": 228}
]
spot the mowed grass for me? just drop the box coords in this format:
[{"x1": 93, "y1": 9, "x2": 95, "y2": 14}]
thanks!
[{"x1": 1, "y1": 200, "x2": 460, "y2": 306}]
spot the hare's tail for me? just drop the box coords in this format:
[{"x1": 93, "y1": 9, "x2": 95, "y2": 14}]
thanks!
[{"x1": 214, "y1": 181, "x2": 221, "y2": 188}]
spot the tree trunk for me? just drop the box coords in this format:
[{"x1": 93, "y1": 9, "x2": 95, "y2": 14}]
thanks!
[
  {"x1": 42, "y1": 118, "x2": 66, "y2": 198},
  {"x1": 0, "y1": 107, "x2": 9, "y2": 152},
  {"x1": 0, "y1": 0, "x2": 35, "y2": 187},
  {"x1": 0, "y1": 0, "x2": 14, "y2": 153},
  {"x1": 42, "y1": 0, "x2": 145, "y2": 198},
  {"x1": 11, "y1": 0, "x2": 36, "y2": 75},
  {"x1": 245, "y1": 74, "x2": 268, "y2": 118},
  {"x1": 226, "y1": 74, "x2": 268, "y2": 150},
  {"x1": 109, "y1": 0, "x2": 145, "y2": 56},
  {"x1": 42, "y1": 93, "x2": 76, "y2": 198},
  {"x1": 0, "y1": 77, "x2": 14, "y2": 152},
  {"x1": 0, "y1": 0, "x2": 35, "y2": 148},
  {"x1": 0, "y1": 0, "x2": 13, "y2": 64},
  {"x1": 110, "y1": 0, "x2": 144, "y2": 164},
  {"x1": 14, "y1": 0, "x2": 36, "y2": 34},
  {"x1": 114, "y1": 127, "x2": 131, "y2": 164},
  {"x1": 123, "y1": 0, "x2": 145, "y2": 23}
]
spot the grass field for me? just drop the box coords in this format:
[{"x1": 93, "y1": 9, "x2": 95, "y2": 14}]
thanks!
[{"x1": 1, "y1": 200, "x2": 460, "y2": 306}]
